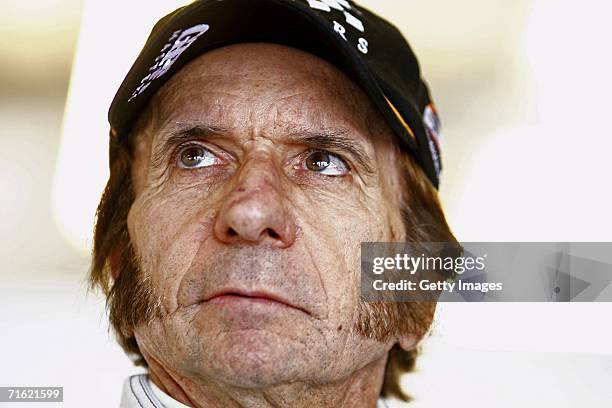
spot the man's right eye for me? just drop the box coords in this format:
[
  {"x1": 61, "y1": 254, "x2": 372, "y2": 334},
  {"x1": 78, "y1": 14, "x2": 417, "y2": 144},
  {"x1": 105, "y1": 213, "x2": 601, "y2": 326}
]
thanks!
[{"x1": 177, "y1": 145, "x2": 220, "y2": 169}]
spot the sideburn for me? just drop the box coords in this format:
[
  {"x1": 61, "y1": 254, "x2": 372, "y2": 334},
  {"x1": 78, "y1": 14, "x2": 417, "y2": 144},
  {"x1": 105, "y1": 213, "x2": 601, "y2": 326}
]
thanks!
[
  {"x1": 91, "y1": 142, "x2": 164, "y2": 365},
  {"x1": 108, "y1": 239, "x2": 163, "y2": 365}
]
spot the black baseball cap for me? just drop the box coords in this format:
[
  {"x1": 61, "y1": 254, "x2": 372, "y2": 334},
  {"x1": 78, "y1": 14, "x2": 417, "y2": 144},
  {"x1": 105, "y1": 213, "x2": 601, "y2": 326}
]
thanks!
[{"x1": 108, "y1": 0, "x2": 443, "y2": 188}]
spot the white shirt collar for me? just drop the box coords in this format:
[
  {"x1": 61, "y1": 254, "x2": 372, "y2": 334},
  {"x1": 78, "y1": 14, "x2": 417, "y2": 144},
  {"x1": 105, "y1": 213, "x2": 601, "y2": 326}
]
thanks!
[{"x1": 148, "y1": 377, "x2": 190, "y2": 408}]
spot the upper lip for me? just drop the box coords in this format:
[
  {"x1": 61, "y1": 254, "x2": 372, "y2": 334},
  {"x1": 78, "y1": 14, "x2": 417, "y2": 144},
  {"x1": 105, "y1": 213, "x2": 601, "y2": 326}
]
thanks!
[{"x1": 202, "y1": 288, "x2": 311, "y2": 315}]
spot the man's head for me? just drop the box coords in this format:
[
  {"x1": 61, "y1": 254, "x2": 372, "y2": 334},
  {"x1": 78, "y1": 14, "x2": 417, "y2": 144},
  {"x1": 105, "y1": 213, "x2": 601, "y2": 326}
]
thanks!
[
  {"x1": 133, "y1": 40, "x2": 418, "y2": 383},
  {"x1": 92, "y1": 42, "x2": 456, "y2": 404}
]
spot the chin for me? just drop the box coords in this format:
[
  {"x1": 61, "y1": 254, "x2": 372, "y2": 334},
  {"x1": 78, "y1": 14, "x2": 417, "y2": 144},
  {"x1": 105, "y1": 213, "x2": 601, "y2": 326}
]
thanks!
[{"x1": 201, "y1": 329, "x2": 313, "y2": 387}]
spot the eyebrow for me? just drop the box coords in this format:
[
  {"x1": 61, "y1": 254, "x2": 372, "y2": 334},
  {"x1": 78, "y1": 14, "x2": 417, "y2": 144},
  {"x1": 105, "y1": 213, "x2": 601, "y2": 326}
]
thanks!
[{"x1": 150, "y1": 123, "x2": 376, "y2": 175}]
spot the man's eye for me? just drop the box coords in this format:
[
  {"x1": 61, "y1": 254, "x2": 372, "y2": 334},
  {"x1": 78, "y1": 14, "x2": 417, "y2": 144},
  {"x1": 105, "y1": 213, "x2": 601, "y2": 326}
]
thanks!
[
  {"x1": 178, "y1": 145, "x2": 219, "y2": 169},
  {"x1": 304, "y1": 151, "x2": 349, "y2": 176}
]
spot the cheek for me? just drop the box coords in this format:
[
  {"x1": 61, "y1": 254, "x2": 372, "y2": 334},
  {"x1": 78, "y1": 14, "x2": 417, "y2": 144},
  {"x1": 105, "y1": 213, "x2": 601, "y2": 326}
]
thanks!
[
  {"x1": 127, "y1": 191, "x2": 217, "y2": 312},
  {"x1": 294, "y1": 186, "x2": 390, "y2": 319},
  {"x1": 299, "y1": 184, "x2": 390, "y2": 256}
]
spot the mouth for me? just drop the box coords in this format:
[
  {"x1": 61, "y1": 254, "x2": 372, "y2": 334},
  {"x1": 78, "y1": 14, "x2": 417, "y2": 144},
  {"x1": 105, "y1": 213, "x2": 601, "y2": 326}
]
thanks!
[{"x1": 202, "y1": 289, "x2": 311, "y2": 315}]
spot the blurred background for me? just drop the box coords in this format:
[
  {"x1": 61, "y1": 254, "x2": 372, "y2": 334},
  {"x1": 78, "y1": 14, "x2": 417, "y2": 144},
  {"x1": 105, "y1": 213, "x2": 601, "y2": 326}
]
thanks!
[{"x1": 1, "y1": 0, "x2": 610, "y2": 406}]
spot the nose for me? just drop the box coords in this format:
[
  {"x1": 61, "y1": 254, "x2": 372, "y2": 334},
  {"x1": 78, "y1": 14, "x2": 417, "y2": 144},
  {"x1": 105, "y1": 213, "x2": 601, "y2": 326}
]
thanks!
[{"x1": 214, "y1": 162, "x2": 297, "y2": 248}]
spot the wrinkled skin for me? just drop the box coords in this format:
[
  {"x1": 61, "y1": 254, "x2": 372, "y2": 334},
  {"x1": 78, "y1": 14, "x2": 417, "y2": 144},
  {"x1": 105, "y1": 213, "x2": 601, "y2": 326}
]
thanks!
[{"x1": 124, "y1": 43, "x2": 413, "y2": 407}]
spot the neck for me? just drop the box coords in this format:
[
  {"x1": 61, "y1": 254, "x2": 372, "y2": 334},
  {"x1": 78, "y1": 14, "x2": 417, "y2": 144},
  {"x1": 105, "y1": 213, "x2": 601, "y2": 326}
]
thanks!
[{"x1": 144, "y1": 351, "x2": 388, "y2": 408}]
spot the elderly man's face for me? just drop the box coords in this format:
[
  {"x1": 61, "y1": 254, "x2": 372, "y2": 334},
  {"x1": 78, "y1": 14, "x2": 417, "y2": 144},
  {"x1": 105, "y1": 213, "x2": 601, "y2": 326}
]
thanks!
[{"x1": 127, "y1": 43, "x2": 408, "y2": 388}]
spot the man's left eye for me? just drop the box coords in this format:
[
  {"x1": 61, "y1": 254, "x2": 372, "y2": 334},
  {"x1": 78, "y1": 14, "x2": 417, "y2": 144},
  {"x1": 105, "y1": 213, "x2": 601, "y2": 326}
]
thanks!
[
  {"x1": 177, "y1": 145, "x2": 219, "y2": 169},
  {"x1": 303, "y1": 151, "x2": 349, "y2": 176}
]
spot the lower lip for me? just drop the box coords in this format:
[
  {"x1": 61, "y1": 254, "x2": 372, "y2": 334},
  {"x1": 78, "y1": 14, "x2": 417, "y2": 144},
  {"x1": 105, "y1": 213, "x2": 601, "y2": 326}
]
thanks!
[{"x1": 204, "y1": 294, "x2": 299, "y2": 312}]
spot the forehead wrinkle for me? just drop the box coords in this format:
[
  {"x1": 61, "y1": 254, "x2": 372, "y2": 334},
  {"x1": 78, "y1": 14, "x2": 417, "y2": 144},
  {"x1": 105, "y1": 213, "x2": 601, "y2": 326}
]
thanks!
[
  {"x1": 269, "y1": 86, "x2": 370, "y2": 130},
  {"x1": 153, "y1": 45, "x2": 358, "y2": 110}
]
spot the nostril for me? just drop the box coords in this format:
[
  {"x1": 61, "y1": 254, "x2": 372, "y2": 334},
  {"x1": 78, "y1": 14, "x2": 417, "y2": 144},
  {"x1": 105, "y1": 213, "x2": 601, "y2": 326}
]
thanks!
[
  {"x1": 265, "y1": 228, "x2": 280, "y2": 239},
  {"x1": 227, "y1": 227, "x2": 237, "y2": 237}
]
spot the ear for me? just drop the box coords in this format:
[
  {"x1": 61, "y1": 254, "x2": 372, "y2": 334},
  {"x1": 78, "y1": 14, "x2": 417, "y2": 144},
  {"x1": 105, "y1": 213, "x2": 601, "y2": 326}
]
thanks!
[
  {"x1": 109, "y1": 247, "x2": 122, "y2": 281},
  {"x1": 397, "y1": 303, "x2": 437, "y2": 351},
  {"x1": 397, "y1": 333, "x2": 419, "y2": 351}
]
